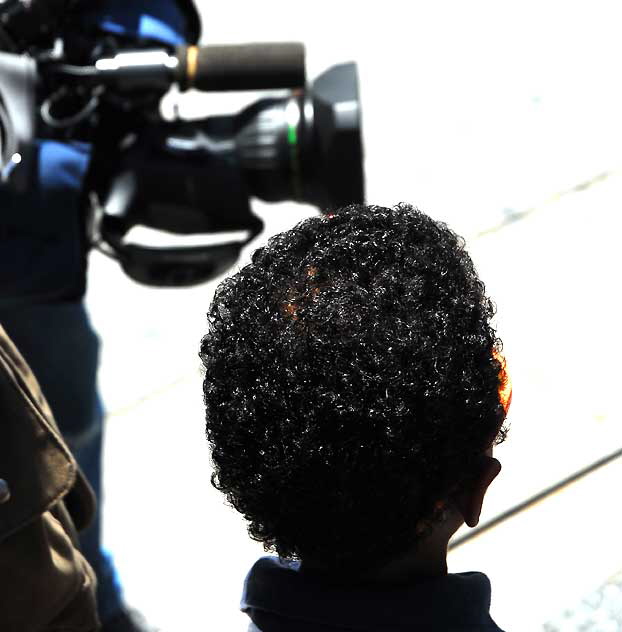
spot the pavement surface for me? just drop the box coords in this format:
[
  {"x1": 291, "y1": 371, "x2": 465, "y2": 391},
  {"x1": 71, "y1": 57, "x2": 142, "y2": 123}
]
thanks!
[
  {"x1": 545, "y1": 570, "x2": 622, "y2": 632},
  {"x1": 84, "y1": 3, "x2": 622, "y2": 630}
]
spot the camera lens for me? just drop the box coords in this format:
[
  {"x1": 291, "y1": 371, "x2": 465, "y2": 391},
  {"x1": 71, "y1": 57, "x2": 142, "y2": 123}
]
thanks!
[{"x1": 235, "y1": 62, "x2": 364, "y2": 210}]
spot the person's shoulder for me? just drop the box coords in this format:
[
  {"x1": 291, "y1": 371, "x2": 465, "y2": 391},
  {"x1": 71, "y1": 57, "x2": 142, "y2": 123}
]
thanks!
[
  {"x1": 446, "y1": 571, "x2": 506, "y2": 632},
  {"x1": 0, "y1": 325, "x2": 95, "y2": 540},
  {"x1": 0, "y1": 325, "x2": 99, "y2": 629}
]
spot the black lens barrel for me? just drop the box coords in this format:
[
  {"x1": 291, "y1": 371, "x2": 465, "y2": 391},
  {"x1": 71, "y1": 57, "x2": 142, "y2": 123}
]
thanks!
[{"x1": 233, "y1": 62, "x2": 364, "y2": 210}]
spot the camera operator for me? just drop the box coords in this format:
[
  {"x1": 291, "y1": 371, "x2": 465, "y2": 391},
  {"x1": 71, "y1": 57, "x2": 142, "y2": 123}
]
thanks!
[
  {"x1": 0, "y1": 2, "x2": 201, "y2": 630},
  {"x1": 1, "y1": 0, "x2": 365, "y2": 625}
]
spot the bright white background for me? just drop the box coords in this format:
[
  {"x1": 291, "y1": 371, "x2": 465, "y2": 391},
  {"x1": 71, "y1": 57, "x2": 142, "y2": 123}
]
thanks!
[{"x1": 86, "y1": 2, "x2": 622, "y2": 629}]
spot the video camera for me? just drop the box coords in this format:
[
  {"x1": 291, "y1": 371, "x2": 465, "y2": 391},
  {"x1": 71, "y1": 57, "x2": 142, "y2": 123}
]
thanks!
[{"x1": 0, "y1": 0, "x2": 364, "y2": 286}]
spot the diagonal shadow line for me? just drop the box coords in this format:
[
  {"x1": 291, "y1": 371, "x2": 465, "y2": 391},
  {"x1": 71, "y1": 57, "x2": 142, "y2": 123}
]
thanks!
[{"x1": 474, "y1": 170, "x2": 617, "y2": 239}]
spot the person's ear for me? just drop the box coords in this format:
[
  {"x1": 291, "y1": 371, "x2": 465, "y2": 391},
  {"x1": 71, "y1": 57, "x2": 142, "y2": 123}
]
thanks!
[{"x1": 455, "y1": 457, "x2": 501, "y2": 528}]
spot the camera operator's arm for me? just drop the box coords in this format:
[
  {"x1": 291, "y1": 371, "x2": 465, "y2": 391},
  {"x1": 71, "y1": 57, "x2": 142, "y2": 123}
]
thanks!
[{"x1": 0, "y1": 325, "x2": 99, "y2": 631}]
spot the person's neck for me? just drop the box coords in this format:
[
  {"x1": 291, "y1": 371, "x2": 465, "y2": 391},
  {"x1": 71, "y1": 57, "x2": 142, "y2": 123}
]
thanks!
[
  {"x1": 300, "y1": 533, "x2": 451, "y2": 586},
  {"x1": 368, "y1": 510, "x2": 465, "y2": 584},
  {"x1": 365, "y1": 540, "x2": 449, "y2": 585}
]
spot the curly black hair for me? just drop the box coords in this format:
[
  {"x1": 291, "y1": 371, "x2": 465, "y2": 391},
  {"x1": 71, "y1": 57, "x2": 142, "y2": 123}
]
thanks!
[{"x1": 200, "y1": 204, "x2": 507, "y2": 571}]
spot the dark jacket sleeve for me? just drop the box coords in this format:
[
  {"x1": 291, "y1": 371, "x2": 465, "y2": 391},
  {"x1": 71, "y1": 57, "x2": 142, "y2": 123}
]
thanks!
[{"x1": 0, "y1": 324, "x2": 99, "y2": 631}]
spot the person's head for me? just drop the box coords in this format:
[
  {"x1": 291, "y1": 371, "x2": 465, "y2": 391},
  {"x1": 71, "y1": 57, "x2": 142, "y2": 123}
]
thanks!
[{"x1": 200, "y1": 204, "x2": 509, "y2": 575}]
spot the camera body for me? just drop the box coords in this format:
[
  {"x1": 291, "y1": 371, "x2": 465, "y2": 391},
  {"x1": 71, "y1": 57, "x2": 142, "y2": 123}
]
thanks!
[{"x1": 0, "y1": 0, "x2": 364, "y2": 286}]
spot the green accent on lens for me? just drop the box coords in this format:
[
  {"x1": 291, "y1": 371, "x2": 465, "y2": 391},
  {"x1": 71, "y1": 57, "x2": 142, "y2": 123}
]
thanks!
[{"x1": 287, "y1": 124, "x2": 297, "y2": 146}]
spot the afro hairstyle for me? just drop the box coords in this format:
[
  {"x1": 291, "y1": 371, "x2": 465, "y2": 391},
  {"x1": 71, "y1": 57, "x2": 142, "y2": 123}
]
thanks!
[{"x1": 200, "y1": 203, "x2": 507, "y2": 571}]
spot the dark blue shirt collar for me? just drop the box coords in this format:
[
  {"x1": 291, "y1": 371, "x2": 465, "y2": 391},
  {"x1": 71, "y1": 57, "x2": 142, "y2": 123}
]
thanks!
[{"x1": 242, "y1": 556, "x2": 505, "y2": 631}]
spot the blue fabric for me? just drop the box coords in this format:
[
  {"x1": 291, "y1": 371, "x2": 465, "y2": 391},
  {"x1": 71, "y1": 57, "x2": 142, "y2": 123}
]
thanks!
[
  {"x1": 242, "y1": 556, "x2": 505, "y2": 631},
  {"x1": 39, "y1": 140, "x2": 91, "y2": 191},
  {"x1": 89, "y1": 0, "x2": 188, "y2": 45},
  {"x1": 0, "y1": 140, "x2": 90, "y2": 305}
]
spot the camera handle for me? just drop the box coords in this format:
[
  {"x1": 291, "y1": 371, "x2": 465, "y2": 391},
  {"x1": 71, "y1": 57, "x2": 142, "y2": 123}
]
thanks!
[{"x1": 54, "y1": 42, "x2": 306, "y2": 94}]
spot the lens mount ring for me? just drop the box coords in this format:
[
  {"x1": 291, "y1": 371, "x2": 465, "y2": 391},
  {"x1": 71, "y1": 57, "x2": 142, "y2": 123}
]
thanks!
[{"x1": 284, "y1": 95, "x2": 303, "y2": 200}]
